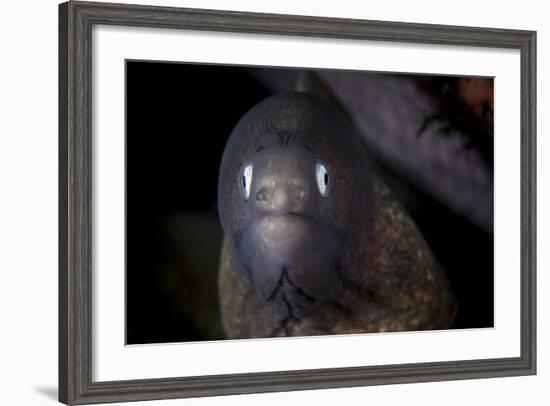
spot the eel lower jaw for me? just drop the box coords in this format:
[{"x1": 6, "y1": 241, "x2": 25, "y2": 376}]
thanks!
[
  {"x1": 265, "y1": 267, "x2": 319, "y2": 319},
  {"x1": 250, "y1": 213, "x2": 316, "y2": 261},
  {"x1": 236, "y1": 213, "x2": 344, "y2": 319}
]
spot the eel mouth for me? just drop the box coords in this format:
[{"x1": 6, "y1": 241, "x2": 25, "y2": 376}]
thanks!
[
  {"x1": 251, "y1": 212, "x2": 315, "y2": 260},
  {"x1": 238, "y1": 212, "x2": 344, "y2": 322}
]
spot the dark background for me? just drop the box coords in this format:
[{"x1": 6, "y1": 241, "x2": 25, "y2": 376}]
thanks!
[{"x1": 126, "y1": 61, "x2": 494, "y2": 344}]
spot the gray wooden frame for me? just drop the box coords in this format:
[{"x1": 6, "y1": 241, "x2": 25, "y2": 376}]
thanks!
[{"x1": 59, "y1": 1, "x2": 537, "y2": 404}]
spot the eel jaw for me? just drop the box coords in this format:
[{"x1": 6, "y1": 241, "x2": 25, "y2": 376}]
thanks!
[{"x1": 237, "y1": 213, "x2": 343, "y2": 319}]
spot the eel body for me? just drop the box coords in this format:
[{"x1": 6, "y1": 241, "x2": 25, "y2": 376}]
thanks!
[{"x1": 217, "y1": 91, "x2": 456, "y2": 338}]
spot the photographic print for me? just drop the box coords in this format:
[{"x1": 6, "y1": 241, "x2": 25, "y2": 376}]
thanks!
[
  {"x1": 125, "y1": 62, "x2": 494, "y2": 344},
  {"x1": 59, "y1": 3, "x2": 536, "y2": 403}
]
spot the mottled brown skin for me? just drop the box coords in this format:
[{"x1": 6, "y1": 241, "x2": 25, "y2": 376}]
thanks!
[{"x1": 217, "y1": 92, "x2": 456, "y2": 338}]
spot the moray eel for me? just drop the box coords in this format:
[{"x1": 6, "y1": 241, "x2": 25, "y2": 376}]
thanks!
[{"x1": 217, "y1": 91, "x2": 456, "y2": 338}]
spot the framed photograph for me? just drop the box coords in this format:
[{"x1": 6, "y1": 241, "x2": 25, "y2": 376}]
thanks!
[{"x1": 59, "y1": 1, "x2": 536, "y2": 404}]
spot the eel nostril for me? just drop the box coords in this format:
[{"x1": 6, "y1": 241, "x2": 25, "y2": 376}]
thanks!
[
  {"x1": 290, "y1": 184, "x2": 307, "y2": 202},
  {"x1": 256, "y1": 190, "x2": 267, "y2": 202}
]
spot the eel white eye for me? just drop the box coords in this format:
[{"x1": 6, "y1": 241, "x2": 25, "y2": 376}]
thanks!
[
  {"x1": 315, "y1": 162, "x2": 330, "y2": 197},
  {"x1": 240, "y1": 164, "x2": 253, "y2": 200}
]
